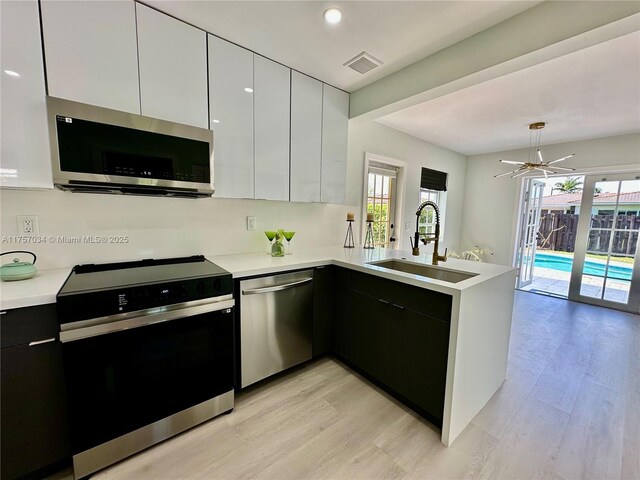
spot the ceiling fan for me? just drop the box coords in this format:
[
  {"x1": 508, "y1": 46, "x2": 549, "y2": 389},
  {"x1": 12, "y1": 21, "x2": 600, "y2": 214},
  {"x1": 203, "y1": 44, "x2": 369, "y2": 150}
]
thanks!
[{"x1": 494, "y1": 122, "x2": 576, "y2": 179}]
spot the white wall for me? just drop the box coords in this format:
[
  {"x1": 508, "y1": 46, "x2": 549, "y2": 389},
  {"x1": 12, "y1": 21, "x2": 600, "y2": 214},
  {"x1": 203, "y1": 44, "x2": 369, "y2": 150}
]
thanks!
[
  {"x1": 347, "y1": 120, "x2": 467, "y2": 253},
  {"x1": 460, "y1": 133, "x2": 640, "y2": 266},
  {"x1": 0, "y1": 118, "x2": 467, "y2": 270},
  {"x1": 0, "y1": 189, "x2": 354, "y2": 270}
]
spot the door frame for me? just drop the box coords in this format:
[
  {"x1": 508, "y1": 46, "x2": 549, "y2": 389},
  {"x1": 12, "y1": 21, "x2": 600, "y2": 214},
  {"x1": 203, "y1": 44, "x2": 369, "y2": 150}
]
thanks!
[
  {"x1": 361, "y1": 153, "x2": 407, "y2": 248},
  {"x1": 516, "y1": 178, "x2": 545, "y2": 288},
  {"x1": 568, "y1": 172, "x2": 640, "y2": 313}
]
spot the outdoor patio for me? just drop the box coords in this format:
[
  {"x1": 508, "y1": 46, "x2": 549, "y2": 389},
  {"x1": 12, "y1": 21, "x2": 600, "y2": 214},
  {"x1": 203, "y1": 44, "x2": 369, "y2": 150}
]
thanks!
[{"x1": 519, "y1": 263, "x2": 631, "y2": 303}]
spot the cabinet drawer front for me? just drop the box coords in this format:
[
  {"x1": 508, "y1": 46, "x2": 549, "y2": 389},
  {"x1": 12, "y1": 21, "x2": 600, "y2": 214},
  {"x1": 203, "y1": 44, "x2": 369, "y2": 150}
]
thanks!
[
  {"x1": 1, "y1": 304, "x2": 58, "y2": 349},
  {"x1": 350, "y1": 271, "x2": 452, "y2": 321},
  {"x1": 392, "y1": 285, "x2": 452, "y2": 321},
  {"x1": 350, "y1": 272, "x2": 396, "y2": 302}
]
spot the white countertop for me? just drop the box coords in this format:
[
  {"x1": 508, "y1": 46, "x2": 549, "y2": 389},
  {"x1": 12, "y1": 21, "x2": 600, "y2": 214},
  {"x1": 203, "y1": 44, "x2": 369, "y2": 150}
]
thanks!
[
  {"x1": 208, "y1": 246, "x2": 515, "y2": 296},
  {"x1": 0, "y1": 247, "x2": 515, "y2": 310},
  {"x1": 0, "y1": 267, "x2": 71, "y2": 310}
]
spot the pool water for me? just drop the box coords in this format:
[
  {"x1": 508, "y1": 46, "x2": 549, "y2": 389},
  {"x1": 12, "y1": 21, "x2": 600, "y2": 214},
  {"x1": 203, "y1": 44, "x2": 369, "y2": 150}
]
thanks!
[{"x1": 534, "y1": 253, "x2": 633, "y2": 281}]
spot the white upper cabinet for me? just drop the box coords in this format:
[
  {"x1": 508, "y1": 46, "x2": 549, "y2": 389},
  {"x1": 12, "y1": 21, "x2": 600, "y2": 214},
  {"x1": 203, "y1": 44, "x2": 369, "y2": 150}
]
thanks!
[
  {"x1": 254, "y1": 56, "x2": 290, "y2": 201},
  {"x1": 321, "y1": 84, "x2": 349, "y2": 204},
  {"x1": 0, "y1": 0, "x2": 52, "y2": 189},
  {"x1": 40, "y1": 0, "x2": 140, "y2": 114},
  {"x1": 290, "y1": 71, "x2": 323, "y2": 203},
  {"x1": 208, "y1": 35, "x2": 254, "y2": 199},
  {"x1": 136, "y1": 4, "x2": 207, "y2": 128}
]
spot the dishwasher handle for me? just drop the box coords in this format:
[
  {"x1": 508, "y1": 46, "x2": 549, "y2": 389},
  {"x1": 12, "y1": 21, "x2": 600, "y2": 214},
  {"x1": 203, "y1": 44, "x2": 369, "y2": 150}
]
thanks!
[{"x1": 242, "y1": 277, "x2": 313, "y2": 295}]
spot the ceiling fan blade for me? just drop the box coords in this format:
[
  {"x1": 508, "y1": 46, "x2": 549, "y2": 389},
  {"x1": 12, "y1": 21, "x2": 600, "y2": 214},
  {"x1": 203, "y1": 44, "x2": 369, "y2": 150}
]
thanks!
[
  {"x1": 548, "y1": 154, "x2": 576, "y2": 165},
  {"x1": 499, "y1": 160, "x2": 525, "y2": 165},
  {"x1": 548, "y1": 165, "x2": 575, "y2": 172},
  {"x1": 537, "y1": 149, "x2": 544, "y2": 164},
  {"x1": 494, "y1": 170, "x2": 518, "y2": 178}
]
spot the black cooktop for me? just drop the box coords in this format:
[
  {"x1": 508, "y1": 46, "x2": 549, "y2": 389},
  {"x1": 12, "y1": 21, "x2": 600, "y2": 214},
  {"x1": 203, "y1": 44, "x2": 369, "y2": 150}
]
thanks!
[
  {"x1": 57, "y1": 256, "x2": 233, "y2": 324},
  {"x1": 59, "y1": 255, "x2": 229, "y2": 295}
]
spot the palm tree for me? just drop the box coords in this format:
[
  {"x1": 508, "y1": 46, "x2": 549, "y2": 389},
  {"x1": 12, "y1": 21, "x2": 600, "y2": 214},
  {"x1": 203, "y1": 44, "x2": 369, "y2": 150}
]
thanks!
[{"x1": 554, "y1": 177, "x2": 583, "y2": 193}]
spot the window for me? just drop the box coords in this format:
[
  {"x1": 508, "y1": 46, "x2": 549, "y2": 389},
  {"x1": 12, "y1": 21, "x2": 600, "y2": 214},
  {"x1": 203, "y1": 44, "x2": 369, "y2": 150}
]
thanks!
[
  {"x1": 367, "y1": 165, "x2": 397, "y2": 247},
  {"x1": 418, "y1": 167, "x2": 447, "y2": 239},
  {"x1": 418, "y1": 188, "x2": 444, "y2": 237}
]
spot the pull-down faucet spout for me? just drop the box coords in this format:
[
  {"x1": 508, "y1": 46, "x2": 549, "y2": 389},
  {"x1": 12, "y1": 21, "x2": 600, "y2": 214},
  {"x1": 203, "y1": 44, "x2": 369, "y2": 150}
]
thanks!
[{"x1": 410, "y1": 201, "x2": 447, "y2": 265}]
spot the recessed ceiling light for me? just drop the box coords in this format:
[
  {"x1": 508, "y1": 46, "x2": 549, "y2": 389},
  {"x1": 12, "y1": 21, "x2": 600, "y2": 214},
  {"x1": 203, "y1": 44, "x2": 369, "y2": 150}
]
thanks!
[
  {"x1": 324, "y1": 8, "x2": 342, "y2": 24},
  {"x1": 4, "y1": 70, "x2": 20, "y2": 77},
  {"x1": 244, "y1": 87, "x2": 253, "y2": 93},
  {"x1": 212, "y1": 119, "x2": 221, "y2": 124}
]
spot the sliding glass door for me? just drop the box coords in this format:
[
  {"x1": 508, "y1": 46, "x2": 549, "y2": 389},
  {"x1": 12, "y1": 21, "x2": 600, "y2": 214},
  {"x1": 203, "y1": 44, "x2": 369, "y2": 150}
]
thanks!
[{"x1": 569, "y1": 173, "x2": 640, "y2": 312}]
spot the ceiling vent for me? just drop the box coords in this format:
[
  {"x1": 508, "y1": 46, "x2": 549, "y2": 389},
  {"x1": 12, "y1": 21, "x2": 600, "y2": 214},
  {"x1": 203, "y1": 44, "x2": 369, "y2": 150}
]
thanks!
[{"x1": 344, "y1": 51, "x2": 382, "y2": 74}]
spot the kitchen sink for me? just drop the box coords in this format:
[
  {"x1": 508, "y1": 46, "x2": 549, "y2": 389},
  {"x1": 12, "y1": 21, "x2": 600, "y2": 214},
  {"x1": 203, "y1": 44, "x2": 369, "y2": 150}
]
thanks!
[{"x1": 367, "y1": 259, "x2": 478, "y2": 284}]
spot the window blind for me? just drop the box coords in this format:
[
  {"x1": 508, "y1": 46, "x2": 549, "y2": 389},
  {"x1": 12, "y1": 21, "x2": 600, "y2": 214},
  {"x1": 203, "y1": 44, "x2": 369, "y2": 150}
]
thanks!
[
  {"x1": 368, "y1": 161, "x2": 398, "y2": 179},
  {"x1": 420, "y1": 167, "x2": 447, "y2": 191}
]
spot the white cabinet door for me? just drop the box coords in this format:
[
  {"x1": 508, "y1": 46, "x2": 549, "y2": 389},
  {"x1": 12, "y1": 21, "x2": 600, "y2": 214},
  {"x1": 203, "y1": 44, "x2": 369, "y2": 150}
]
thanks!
[
  {"x1": 136, "y1": 4, "x2": 207, "y2": 128},
  {"x1": 40, "y1": 0, "x2": 140, "y2": 114},
  {"x1": 290, "y1": 71, "x2": 322, "y2": 203},
  {"x1": 0, "y1": 0, "x2": 52, "y2": 189},
  {"x1": 254, "y1": 55, "x2": 290, "y2": 201},
  {"x1": 321, "y1": 85, "x2": 349, "y2": 204},
  {"x1": 208, "y1": 35, "x2": 254, "y2": 199}
]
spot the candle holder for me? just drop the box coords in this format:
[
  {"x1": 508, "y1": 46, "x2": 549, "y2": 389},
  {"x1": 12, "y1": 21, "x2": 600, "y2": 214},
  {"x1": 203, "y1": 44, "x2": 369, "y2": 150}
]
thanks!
[
  {"x1": 363, "y1": 220, "x2": 374, "y2": 249},
  {"x1": 344, "y1": 220, "x2": 355, "y2": 248}
]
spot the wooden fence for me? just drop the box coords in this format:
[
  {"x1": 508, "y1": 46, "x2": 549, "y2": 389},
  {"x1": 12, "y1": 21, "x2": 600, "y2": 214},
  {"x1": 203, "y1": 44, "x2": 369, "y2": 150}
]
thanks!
[{"x1": 537, "y1": 213, "x2": 639, "y2": 255}]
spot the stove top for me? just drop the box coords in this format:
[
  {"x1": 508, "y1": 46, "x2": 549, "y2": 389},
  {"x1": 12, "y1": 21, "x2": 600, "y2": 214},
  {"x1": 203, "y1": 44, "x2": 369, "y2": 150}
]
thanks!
[
  {"x1": 59, "y1": 255, "x2": 229, "y2": 295},
  {"x1": 57, "y1": 255, "x2": 233, "y2": 324}
]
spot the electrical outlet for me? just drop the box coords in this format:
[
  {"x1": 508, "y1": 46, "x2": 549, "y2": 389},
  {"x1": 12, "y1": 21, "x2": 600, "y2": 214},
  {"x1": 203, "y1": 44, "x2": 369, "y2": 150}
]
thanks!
[
  {"x1": 247, "y1": 216, "x2": 256, "y2": 231},
  {"x1": 17, "y1": 215, "x2": 39, "y2": 235}
]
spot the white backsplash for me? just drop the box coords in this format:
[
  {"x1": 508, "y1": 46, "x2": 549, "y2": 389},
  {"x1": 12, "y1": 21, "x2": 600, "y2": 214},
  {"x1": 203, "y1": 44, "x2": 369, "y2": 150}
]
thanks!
[{"x1": 0, "y1": 188, "x2": 357, "y2": 270}]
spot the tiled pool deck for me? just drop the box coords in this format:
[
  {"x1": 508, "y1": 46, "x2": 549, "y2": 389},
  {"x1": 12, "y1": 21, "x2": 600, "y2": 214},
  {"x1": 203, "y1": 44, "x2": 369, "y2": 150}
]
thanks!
[{"x1": 520, "y1": 262, "x2": 631, "y2": 303}]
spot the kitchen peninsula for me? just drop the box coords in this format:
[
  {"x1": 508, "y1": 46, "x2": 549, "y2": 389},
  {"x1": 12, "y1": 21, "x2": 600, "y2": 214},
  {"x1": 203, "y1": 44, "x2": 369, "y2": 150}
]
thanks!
[{"x1": 1, "y1": 247, "x2": 514, "y2": 447}]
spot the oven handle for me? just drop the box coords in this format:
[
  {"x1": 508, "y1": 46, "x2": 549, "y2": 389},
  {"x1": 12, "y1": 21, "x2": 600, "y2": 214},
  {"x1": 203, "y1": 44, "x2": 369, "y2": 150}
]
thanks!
[
  {"x1": 60, "y1": 298, "x2": 234, "y2": 343},
  {"x1": 242, "y1": 277, "x2": 313, "y2": 295}
]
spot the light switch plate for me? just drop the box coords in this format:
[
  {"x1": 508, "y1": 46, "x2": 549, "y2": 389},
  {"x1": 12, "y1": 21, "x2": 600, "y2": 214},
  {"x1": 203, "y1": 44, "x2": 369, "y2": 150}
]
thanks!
[{"x1": 247, "y1": 216, "x2": 256, "y2": 231}]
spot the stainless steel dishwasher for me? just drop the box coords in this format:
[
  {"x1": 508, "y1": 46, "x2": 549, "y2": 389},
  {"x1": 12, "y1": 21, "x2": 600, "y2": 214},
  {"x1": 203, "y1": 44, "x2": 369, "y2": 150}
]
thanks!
[{"x1": 240, "y1": 270, "x2": 314, "y2": 388}]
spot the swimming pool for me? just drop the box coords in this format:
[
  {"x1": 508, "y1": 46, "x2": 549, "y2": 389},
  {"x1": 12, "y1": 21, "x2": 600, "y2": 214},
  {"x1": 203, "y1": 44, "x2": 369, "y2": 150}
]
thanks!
[{"x1": 534, "y1": 253, "x2": 633, "y2": 281}]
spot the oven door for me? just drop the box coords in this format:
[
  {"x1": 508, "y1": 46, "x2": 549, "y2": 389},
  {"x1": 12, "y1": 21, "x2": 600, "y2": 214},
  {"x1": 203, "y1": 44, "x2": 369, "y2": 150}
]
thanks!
[{"x1": 61, "y1": 306, "x2": 234, "y2": 455}]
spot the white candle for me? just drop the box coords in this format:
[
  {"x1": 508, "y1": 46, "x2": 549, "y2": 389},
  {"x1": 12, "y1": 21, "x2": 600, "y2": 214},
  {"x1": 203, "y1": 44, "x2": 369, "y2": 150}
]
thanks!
[
  {"x1": 366, "y1": 212, "x2": 374, "y2": 222},
  {"x1": 347, "y1": 212, "x2": 355, "y2": 221}
]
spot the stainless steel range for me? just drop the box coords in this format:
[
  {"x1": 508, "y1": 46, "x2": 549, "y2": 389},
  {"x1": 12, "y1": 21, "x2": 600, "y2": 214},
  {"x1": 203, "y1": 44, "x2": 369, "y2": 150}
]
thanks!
[{"x1": 56, "y1": 256, "x2": 234, "y2": 478}]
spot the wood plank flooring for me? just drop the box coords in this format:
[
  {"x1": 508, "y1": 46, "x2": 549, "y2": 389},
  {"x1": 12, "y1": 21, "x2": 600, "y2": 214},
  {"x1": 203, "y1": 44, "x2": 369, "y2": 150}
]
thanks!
[{"x1": 87, "y1": 292, "x2": 639, "y2": 480}]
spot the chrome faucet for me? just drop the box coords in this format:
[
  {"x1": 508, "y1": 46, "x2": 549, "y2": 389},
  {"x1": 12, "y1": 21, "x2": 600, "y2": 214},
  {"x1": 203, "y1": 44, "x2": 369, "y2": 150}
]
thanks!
[{"x1": 410, "y1": 200, "x2": 447, "y2": 265}]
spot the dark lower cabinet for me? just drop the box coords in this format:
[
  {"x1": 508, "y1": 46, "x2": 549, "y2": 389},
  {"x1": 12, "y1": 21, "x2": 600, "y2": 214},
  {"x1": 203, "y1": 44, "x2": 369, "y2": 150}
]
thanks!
[
  {"x1": 1, "y1": 304, "x2": 71, "y2": 480},
  {"x1": 345, "y1": 271, "x2": 452, "y2": 426},
  {"x1": 331, "y1": 267, "x2": 350, "y2": 359},
  {"x1": 388, "y1": 305, "x2": 450, "y2": 423},
  {"x1": 348, "y1": 290, "x2": 392, "y2": 385},
  {"x1": 313, "y1": 266, "x2": 333, "y2": 357}
]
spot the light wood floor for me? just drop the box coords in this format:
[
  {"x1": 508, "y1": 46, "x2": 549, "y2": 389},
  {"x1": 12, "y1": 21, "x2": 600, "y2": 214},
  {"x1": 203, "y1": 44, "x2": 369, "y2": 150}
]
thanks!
[{"x1": 89, "y1": 292, "x2": 639, "y2": 480}]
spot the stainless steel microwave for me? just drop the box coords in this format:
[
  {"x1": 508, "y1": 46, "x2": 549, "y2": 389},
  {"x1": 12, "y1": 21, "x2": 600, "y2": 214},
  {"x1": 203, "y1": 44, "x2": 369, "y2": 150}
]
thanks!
[{"x1": 47, "y1": 97, "x2": 214, "y2": 198}]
